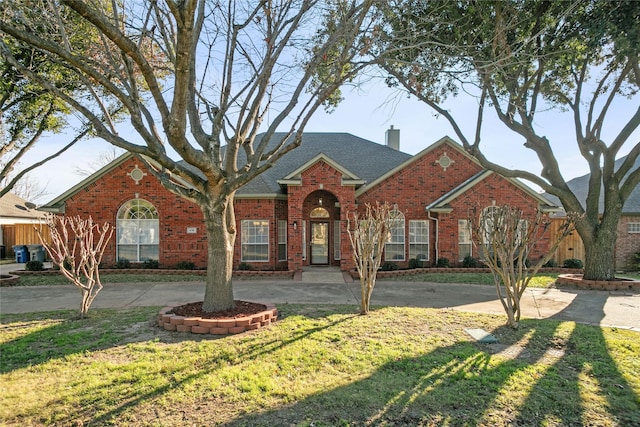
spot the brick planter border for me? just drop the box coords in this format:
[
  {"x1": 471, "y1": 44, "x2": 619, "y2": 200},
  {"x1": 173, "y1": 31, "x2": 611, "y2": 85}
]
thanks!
[
  {"x1": 557, "y1": 274, "x2": 640, "y2": 291},
  {"x1": 0, "y1": 274, "x2": 20, "y2": 287},
  {"x1": 157, "y1": 303, "x2": 278, "y2": 335}
]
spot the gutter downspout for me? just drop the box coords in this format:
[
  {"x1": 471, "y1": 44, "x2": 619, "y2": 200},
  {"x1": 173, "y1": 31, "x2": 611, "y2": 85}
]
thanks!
[{"x1": 427, "y1": 209, "x2": 439, "y2": 263}]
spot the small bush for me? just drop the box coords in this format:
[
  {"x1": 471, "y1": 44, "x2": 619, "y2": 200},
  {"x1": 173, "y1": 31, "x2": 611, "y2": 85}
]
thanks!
[
  {"x1": 462, "y1": 256, "x2": 478, "y2": 268},
  {"x1": 543, "y1": 259, "x2": 558, "y2": 268},
  {"x1": 380, "y1": 261, "x2": 399, "y2": 271},
  {"x1": 116, "y1": 259, "x2": 131, "y2": 269},
  {"x1": 436, "y1": 257, "x2": 450, "y2": 268},
  {"x1": 176, "y1": 261, "x2": 196, "y2": 270},
  {"x1": 408, "y1": 258, "x2": 424, "y2": 269},
  {"x1": 563, "y1": 258, "x2": 583, "y2": 269},
  {"x1": 142, "y1": 259, "x2": 160, "y2": 269},
  {"x1": 25, "y1": 260, "x2": 44, "y2": 271},
  {"x1": 238, "y1": 262, "x2": 253, "y2": 271}
]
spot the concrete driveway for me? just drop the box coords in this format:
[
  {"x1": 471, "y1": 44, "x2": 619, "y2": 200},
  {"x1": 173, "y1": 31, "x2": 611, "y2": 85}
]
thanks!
[{"x1": 1, "y1": 271, "x2": 638, "y2": 331}]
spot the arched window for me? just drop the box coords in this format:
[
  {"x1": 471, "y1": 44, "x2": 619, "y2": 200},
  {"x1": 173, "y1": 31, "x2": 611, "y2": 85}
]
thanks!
[
  {"x1": 116, "y1": 199, "x2": 159, "y2": 262},
  {"x1": 310, "y1": 207, "x2": 330, "y2": 218},
  {"x1": 385, "y1": 210, "x2": 405, "y2": 261}
]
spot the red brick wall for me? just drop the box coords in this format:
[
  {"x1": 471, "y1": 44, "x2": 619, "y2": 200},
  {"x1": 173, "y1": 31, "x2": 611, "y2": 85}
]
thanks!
[
  {"x1": 286, "y1": 160, "x2": 358, "y2": 271},
  {"x1": 64, "y1": 157, "x2": 209, "y2": 268},
  {"x1": 616, "y1": 216, "x2": 640, "y2": 270},
  {"x1": 357, "y1": 144, "x2": 550, "y2": 266}
]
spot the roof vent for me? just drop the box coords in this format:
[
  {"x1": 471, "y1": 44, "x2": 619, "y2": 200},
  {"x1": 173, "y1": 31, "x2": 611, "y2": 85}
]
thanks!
[{"x1": 385, "y1": 126, "x2": 400, "y2": 151}]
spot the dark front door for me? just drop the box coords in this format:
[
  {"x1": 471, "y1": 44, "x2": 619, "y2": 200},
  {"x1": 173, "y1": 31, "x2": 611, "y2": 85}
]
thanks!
[{"x1": 310, "y1": 222, "x2": 329, "y2": 264}]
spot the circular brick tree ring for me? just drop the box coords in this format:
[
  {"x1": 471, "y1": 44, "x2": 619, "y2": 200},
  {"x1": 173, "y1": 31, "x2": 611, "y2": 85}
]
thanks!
[{"x1": 157, "y1": 301, "x2": 278, "y2": 335}]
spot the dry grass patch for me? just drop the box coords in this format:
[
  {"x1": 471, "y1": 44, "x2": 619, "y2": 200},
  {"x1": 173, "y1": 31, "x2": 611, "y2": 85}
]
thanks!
[{"x1": 1, "y1": 305, "x2": 638, "y2": 426}]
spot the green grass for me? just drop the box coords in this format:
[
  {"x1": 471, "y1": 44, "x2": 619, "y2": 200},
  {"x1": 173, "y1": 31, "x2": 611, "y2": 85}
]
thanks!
[
  {"x1": 386, "y1": 272, "x2": 561, "y2": 288},
  {"x1": 1, "y1": 305, "x2": 638, "y2": 426}
]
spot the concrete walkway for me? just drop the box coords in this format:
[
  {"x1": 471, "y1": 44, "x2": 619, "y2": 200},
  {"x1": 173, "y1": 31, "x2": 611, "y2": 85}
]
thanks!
[{"x1": 1, "y1": 264, "x2": 638, "y2": 331}]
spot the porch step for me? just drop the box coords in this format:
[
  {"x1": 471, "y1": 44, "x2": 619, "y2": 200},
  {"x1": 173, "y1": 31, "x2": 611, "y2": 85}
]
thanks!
[{"x1": 300, "y1": 266, "x2": 346, "y2": 283}]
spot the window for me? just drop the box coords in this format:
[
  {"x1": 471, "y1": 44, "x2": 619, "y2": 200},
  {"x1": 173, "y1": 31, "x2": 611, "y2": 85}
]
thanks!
[
  {"x1": 302, "y1": 221, "x2": 307, "y2": 260},
  {"x1": 629, "y1": 223, "x2": 640, "y2": 233},
  {"x1": 241, "y1": 220, "x2": 269, "y2": 262},
  {"x1": 385, "y1": 210, "x2": 405, "y2": 261},
  {"x1": 334, "y1": 220, "x2": 341, "y2": 260},
  {"x1": 409, "y1": 220, "x2": 429, "y2": 261},
  {"x1": 277, "y1": 220, "x2": 287, "y2": 261},
  {"x1": 117, "y1": 199, "x2": 159, "y2": 262},
  {"x1": 458, "y1": 219, "x2": 472, "y2": 261}
]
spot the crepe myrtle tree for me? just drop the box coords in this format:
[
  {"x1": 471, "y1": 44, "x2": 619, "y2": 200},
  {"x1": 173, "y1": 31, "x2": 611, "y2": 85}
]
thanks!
[
  {"x1": 471, "y1": 205, "x2": 575, "y2": 329},
  {"x1": 36, "y1": 215, "x2": 114, "y2": 319},
  {"x1": 376, "y1": 0, "x2": 640, "y2": 281},
  {"x1": 347, "y1": 202, "x2": 397, "y2": 315},
  {"x1": 0, "y1": 0, "x2": 377, "y2": 312}
]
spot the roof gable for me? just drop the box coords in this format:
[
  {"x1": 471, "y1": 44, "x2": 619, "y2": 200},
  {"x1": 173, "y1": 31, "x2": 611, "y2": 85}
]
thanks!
[
  {"x1": 355, "y1": 136, "x2": 479, "y2": 197},
  {"x1": 426, "y1": 170, "x2": 558, "y2": 212},
  {"x1": 277, "y1": 153, "x2": 364, "y2": 186}
]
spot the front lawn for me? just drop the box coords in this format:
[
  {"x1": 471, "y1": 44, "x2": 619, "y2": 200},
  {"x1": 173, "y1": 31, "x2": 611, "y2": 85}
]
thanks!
[{"x1": 1, "y1": 305, "x2": 638, "y2": 426}]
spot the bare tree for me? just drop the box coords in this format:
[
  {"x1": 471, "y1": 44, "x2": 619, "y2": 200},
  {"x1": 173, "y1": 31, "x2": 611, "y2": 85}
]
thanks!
[
  {"x1": 377, "y1": 0, "x2": 640, "y2": 281},
  {"x1": 0, "y1": 0, "x2": 376, "y2": 312},
  {"x1": 471, "y1": 205, "x2": 574, "y2": 328},
  {"x1": 36, "y1": 215, "x2": 114, "y2": 319},
  {"x1": 73, "y1": 147, "x2": 124, "y2": 177},
  {"x1": 347, "y1": 202, "x2": 396, "y2": 314}
]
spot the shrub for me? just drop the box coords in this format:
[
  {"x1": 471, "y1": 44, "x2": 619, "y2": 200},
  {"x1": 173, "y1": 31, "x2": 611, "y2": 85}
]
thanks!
[
  {"x1": 630, "y1": 252, "x2": 640, "y2": 271},
  {"x1": 380, "y1": 261, "x2": 399, "y2": 271},
  {"x1": 543, "y1": 259, "x2": 558, "y2": 268},
  {"x1": 142, "y1": 259, "x2": 160, "y2": 269},
  {"x1": 116, "y1": 259, "x2": 131, "y2": 269},
  {"x1": 408, "y1": 258, "x2": 423, "y2": 269},
  {"x1": 563, "y1": 258, "x2": 583, "y2": 269},
  {"x1": 176, "y1": 261, "x2": 196, "y2": 270},
  {"x1": 436, "y1": 257, "x2": 450, "y2": 268},
  {"x1": 238, "y1": 262, "x2": 253, "y2": 271},
  {"x1": 25, "y1": 260, "x2": 44, "y2": 271},
  {"x1": 462, "y1": 255, "x2": 478, "y2": 268}
]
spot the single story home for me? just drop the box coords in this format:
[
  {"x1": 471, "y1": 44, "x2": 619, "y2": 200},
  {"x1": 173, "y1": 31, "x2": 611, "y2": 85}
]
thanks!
[
  {"x1": 545, "y1": 155, "x2": 640, "y2": 270},
  {"x1": 40, "y1": 129, "x2": 559, "y2": 271}
]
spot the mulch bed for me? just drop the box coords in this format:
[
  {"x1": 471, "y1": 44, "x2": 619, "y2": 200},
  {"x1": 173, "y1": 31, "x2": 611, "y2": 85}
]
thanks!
[{"x1": 169, "y1": 300, "x2": 267, "y2": 319}]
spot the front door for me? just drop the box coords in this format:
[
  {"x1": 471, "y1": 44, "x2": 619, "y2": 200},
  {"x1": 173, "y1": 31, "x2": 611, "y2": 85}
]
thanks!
[{"x1": 310, "y1": 222, "x2": 329, "y2": 264}]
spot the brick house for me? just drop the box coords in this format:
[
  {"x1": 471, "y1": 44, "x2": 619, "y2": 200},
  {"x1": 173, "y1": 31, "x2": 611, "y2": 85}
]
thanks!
[
  {"x1": 546, "y1": 155, "x2": 640, "y2": 270},
  {"x1": 40, "y1": 130, "x2": 559, "y2": 271}
]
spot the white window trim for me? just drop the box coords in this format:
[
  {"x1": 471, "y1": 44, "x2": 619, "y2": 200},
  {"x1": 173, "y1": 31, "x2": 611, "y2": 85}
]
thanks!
[
  {"x1": 241, "y1": 220, "x2": 269, "y2": 262},
  {"x1": 409, "y1": 219, "x2": 429, "y2": 261},
  {"x1": 628, "y1": 222, "x2": 640, "y2": 233},
  {"x1": 277, "y1": 220, "x2": 287, "y2": 261},
  {"x1": 385, "y1": 211, "x2": 406, "y2": 261}
]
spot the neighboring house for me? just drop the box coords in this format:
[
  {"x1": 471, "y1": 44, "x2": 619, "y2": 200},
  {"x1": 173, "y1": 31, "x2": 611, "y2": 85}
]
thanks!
[
  {"x1": 545, "y1": 155, "x2": 640, "y2": 270},
  {"x1": 40, "y1": 129, "x2": 558, "y2": 271},
  {"x1": 0, "y1": 192, "x2": 45, "y2": 258}
]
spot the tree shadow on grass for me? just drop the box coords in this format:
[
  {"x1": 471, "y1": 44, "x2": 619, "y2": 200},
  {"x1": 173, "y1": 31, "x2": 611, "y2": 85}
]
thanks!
[{"x1": 223, "y1": 317, "x2": 639, "y2": 426}]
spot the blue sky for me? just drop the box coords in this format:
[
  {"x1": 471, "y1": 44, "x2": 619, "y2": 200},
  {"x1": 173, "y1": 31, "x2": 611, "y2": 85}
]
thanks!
[{"x1": 20, "y1": 76, "x2": 638, "y2": 203}]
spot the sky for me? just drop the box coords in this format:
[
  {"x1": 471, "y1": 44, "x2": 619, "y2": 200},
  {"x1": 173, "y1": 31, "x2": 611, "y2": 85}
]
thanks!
[{"x1": 16, "y1": 75, "x2": 639, "y2": 204}]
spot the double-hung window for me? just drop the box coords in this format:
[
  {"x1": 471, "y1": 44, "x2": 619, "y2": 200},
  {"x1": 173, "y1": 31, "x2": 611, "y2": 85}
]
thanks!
[
  {"x1": 241, "y1": 220, "x2": 269, "y2": 262},
  {"x1": 116, "y1": 199, "x2": 159, "y2": 262},
  {"x1": 409, "y1": 220, "x2": 429, "y2": 261},
  {"x1": 385, "y1": 210, "x2": 405, "y2": 261}
]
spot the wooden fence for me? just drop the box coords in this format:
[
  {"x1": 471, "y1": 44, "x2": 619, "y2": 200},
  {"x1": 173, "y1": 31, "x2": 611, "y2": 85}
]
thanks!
[{"x1": 1, "y1": 224, "x2": 50, "y2": 256}]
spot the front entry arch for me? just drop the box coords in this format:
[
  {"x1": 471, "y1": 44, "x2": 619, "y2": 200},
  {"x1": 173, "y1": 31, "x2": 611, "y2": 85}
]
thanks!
[{"x1": 301, "y1": 191, "x2": 339, "y2": 267}]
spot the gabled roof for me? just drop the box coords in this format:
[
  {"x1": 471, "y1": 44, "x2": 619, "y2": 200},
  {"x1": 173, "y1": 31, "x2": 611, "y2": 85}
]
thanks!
[
  {"x1": 0, "y1": 192, "x2": 44, "y2": 220},
  {"x1": 544, "y1": 155, "x2": 640, "y2": 214},
  {"x1": 236, "y1": 132, "x2": 411, "y2": 195},
  {"x1": 40, "y1": 152, "x2": 136, "y2": 213},
  {"x1": 356, "y1": 136, "x2": 477, "y2": 197},
  {"x1": 277, "y1": 153, "x2": 365, "y2": 186},
  {"x1": 426, "y1": 170, "x2": 559, "y2": 213}
]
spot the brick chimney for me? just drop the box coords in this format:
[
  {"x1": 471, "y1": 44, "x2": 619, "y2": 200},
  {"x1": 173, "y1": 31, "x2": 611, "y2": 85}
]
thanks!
[{"x1": 385, "y1": 125, "x2": 400, "y2": 151}]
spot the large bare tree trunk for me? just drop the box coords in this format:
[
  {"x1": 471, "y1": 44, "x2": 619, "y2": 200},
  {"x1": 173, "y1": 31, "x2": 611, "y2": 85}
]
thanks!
[
  {"x1": 202, "y1": 196, "x2": 236, "y2": 313},
  {"x1": 582, "y1": 226, "x2": 618, "y2": 281}
]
